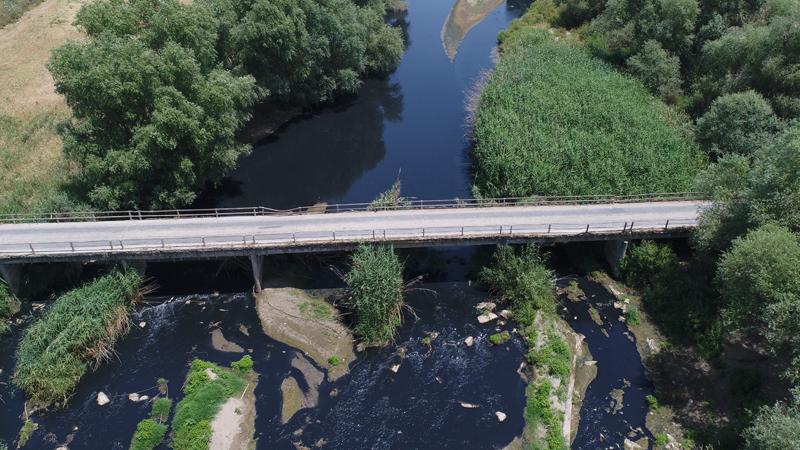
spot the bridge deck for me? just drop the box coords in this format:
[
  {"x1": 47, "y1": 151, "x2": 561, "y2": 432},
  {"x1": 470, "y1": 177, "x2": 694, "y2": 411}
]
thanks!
[{"x1": 0, "y1": 200, "x2": 706, "y2": 263}]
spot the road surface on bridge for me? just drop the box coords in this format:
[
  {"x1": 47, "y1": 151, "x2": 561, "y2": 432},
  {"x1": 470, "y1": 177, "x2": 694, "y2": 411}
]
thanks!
[{"x1": 0, "y1": 200, "x2": 706, "y2": 261}]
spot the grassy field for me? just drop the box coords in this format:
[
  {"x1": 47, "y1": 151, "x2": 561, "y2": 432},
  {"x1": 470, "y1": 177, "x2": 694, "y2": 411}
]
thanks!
[
  {"x1": 472, "y1": 28, "x2": 705, "y2": 198},
  {"x1": 0, "y1": 0, "x2": 86, "y2": 214}
]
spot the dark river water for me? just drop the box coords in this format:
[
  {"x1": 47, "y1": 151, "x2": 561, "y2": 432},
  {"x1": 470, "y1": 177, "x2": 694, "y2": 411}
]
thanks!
[{"x1": 0, "y1": 0, "x2": 657, "y2": 448}]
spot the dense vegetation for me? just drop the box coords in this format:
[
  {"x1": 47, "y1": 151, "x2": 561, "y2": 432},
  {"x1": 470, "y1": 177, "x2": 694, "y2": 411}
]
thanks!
[
  {"x1": 344, "y1": 244, "x2": 405, "y2": 345},
  {"x1": 130, "y1": 396, "x2": 173, "y2": 450},
  {"x1": 0, "y1": 281, "x2": 19, "y2": 334},
  {"x1": 480, "y1": 245, "x2": 568, "y2": 449},
  {"x1": 472, "y1": 27, "x2": 704, "y2": 198},
  {"x1": 12, "y1": 270, "x2": 142, "y2": 405},
  {"x1": 0, "y1": 0, "x2": 43, "y2": 27},
  {"x1": 172, "y1": 357, "x2": 253, "y2": 450},
  {"x1": 48, "y1": 0, "x2": 402, "y2": 210}
]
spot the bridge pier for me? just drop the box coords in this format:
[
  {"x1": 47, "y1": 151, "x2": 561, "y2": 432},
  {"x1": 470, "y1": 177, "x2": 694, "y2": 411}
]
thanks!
[
  {"x1": 604, "y1": 239, "x2": 629, "y2": 278},
  {"x1": 250, "y1": 255, "x2": 264, "y2": 293},
  {"x1": 121, "y1": 260, "x2": 147, "y2": 276},
  {"x1": 0, "y1": 263, "x2": 22, "y2": 296}
]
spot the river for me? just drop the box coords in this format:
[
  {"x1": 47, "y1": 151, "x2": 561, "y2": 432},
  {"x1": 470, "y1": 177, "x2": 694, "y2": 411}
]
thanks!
[{"x1": 0, "y1": 0, "x2": 657, "y2": 448}]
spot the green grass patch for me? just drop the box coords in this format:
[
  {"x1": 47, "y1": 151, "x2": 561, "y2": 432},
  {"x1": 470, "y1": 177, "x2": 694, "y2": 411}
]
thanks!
[
  {"x1": 646, "y1": 394, "x2": 659, "y2": 410},
  {"x1": 298, "y1": 299, "x2": 333, "y2": 321},
  {"x1": 625, "y1": 305, "x2": 641, "y2": 326},
  {"x1": 489, "y1": 331, "x2": 511, "y2": 345},
  {"x1": 17, "y1": 419, "x2": 37, "y2": 448},
  {"x1": 327, "y1": 355, "x2": 341, "y2": 366},
  {"x1": 472, "y1": 28, "x2": 704, "y2": 199},
  {"x1": 528, "y1": 330, "x2": 572, "y2": 381},
  {"x1": 129, "y1": 418, "x2": 167, "y2": 450},
  {"x1": 13, "y1": 270, "x2": 142, "y2": 406},
  {"x1": 171, "y1": 356, "x2": 252, "y2": 450},
  {"x1": 344, "y1": 244, "x2": 405, "y2": 345},
  {"x1": 0, "y1": 280, "x2": 19, "y2": 335},
  {"x1": 150, "y1": 397, "x2": 173, "y2": 423},
  {"x1": 654, "y1": 433, "x2": 669, "y2": 446},
  {"x1": 525, "y1": 379, "x2": 568, "y2": 450}
]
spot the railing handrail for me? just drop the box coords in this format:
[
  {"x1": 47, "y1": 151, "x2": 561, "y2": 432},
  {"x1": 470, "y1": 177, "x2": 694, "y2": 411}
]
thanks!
[
  {"x1": 0, "y1": 218, "x2": 698, "y2": 257},
  {"x1": 0, "y1": 192, "x2": 707, "y2": 224}
]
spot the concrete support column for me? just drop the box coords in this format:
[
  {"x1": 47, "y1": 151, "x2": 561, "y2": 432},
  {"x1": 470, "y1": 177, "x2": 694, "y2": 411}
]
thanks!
[
  {"x1": 604, "y1": 239, "x2": 629, "y2": 279},
  {"x1": 0, "y1": 263, "x2": 22, "y2": 296},
  {"x1": 121, "y1": 260, "x2": 147, "y2": 276},
  {"x1": 250, "y1": 255, "x2": 264, "y2": 293}
]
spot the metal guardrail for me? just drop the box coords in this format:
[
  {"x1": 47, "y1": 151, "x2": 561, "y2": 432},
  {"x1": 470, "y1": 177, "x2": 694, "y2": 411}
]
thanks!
[
  {"x1": 0, "y1": 192, "x2": 706, "y2": 224},
  {"x1": 0, "y1": 218, "x2": 696, "y2": 258}
]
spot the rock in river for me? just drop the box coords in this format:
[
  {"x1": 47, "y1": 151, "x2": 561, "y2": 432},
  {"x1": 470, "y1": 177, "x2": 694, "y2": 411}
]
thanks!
[
  {"x1": 477, "y1": 312, "x2": 498, "y2": 324},
  {"x1": 96, "y1": 392, "x2": 110, "y2": 406}
]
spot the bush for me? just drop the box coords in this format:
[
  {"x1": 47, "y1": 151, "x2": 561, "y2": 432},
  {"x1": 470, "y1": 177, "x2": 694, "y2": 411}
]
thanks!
[
  {"x1": 626, "y1": 40, "x2": 683, "y2": 103},
  {"x1": 17, "y1": 420, "x2": 37, "y2": 448},
  {"x1": 230, "y1": 355, "x2": 253, "y2": 374},
  {"x1": 646, "y1": 394, "x2": 659, "y2": 409},
  {"x1": 743, "y1": 391, "x2": 800, "y2": 449},
  {"x1": 625, "y1": 305, "x2": 641, "y2": 326},
  {"x1": 172, "y1": 359, "x2": 247, "y2": 450},
  {"x1": 0, "y1": 281, "x2": 19, "y2": 324},
  {"x1": 473, "y1": 29, "x2": 704, "y2": 198},
  {"x1": 327, "y1": 355, "x2": 341, "y2": 366},
  {"x1": 696, "y1": 91, "x2": 784, "y2": 155},
  {"x1": 129, "y1": 419, "x2": 167, "y2": 450},
  {"x1": 13, "y1": 270, "x2": 142, "y2": 405},
  {"x1": 344, "y1": 245, "x2": 405, "y2": 345},
  {"x1": 654, "y1": 433, "x2": 669, "y2": 445},
  {"x1": 716, "y1": 224, "x2": 800, "y2": 329},
  {"x1": 528, "y1": 331, "x2": 572, "y2": 380},
  {"x1": 489, "y1": 331, "x2": 511, "y2": 345},
  {"x1": 621, "y1": 241, "x2": 679, "y2": 289},
  {"x1": 480, "y1": 245, "x2": 554, "y2": 327}
]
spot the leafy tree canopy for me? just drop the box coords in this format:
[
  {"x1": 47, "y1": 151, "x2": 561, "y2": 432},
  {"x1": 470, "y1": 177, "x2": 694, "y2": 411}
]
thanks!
[
  {"x1": 695, "y1": 90, "x2": 784, "y2": 155},
  {"x1": 50, "y1": 0, "x2": 259, "y2": 209}
]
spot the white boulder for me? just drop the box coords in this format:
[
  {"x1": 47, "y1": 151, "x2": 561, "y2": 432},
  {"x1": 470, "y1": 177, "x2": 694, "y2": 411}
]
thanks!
[
  {"x1": 96, "y1": 392, "x2": 110, "y2": 406},
  {"x1": 495, "y1": 411, "x2": 507, "y2": 422},
  {"x1": 464, "y1": 336, "x2": 474, "y2": 347}
]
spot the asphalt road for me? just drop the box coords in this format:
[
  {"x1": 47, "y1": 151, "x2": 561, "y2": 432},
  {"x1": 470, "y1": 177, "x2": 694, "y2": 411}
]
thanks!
[{"x1": 0, "y1": 201, "x2": 706, "y2": 259}]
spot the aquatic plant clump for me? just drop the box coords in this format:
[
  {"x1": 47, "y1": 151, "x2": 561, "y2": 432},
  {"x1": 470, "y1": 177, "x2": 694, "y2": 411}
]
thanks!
[
  {"x1": 471, "y1": 28, "x2": 705, "y2": 198},
  {"x1": 129, "y1": 419, "x2": 167, "y2": 450},
  {"x1": 344, "y1": 244, "x2": 406, "y2": 345},
  {"x1": 13, "y1": 270, "x2": 143, "y2": 406},
  {"x1": 171, "y1": 357, "x2": 252, "y2": 450}
]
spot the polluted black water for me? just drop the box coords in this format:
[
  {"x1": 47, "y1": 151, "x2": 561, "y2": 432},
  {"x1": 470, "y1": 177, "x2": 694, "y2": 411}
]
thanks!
[{"x1": 560, "y1": 277, "x2": 655, "y2": 450}]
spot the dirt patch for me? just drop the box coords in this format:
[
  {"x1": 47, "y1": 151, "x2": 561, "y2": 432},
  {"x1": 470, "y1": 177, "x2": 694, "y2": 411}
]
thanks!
[
  {"x1": 279, "y1": 354, "x2": 324, "y2": 424},
  {"x1": 211, "y1": 328, "x2": 244, "y2": 353},
  {"x1": 255, "y1": 287, "x2": 354, "y2": 381},
  {"x1": 209, "y1": 374, "x2": 258, "y2": 450}
]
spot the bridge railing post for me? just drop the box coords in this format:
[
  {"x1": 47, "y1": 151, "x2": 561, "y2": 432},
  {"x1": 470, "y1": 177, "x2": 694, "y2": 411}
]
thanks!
[{"x1": 664, "y1": 220, "x2": 670, "y2": 231}]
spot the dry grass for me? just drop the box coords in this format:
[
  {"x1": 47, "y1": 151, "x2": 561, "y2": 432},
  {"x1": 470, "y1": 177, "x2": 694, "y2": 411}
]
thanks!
[{"x1": 0, "y1": 0, "x2": 86, "y2": 213}]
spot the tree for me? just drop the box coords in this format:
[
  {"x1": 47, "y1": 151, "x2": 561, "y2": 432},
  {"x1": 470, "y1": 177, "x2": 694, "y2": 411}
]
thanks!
[
  {"x1": 702, "y1": 0, "x2": 800, "y2": 117},
  {"x1": 209, "y1": 0, "x2": 403, "y2": 105},
  {"x1": 715, "y1": 224, "x2": 800, "y2": 330},
  {"x1": 743, "y1": 389, "x2": 800, "y2": 449},
  {"x1": 747, "y1": 122, "x2": 800, "y2": 231},
  {"x1": 50, "y1": 0, "x2": 259, "y2": 209},
  {"x1": 696, "y1": 91, "x2": 783, "y2": 155},
  {"x1": 626, "y1": 40, "x2": 683, "y2": 102}
]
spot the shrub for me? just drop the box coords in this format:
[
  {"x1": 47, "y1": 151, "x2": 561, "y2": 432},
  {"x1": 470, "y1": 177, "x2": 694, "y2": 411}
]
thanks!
[
  {"x1": 230, "y1": 355, "x2": 253, "y2": 374},
  {"x1": 129, "y1": 419, "x2": 167, "y2": 450},
  {"x1": 150, "y1": 397, "x2": 173, "y2": 424},
  {"x1": 626, "y1": 40, "x2": 683, "y2": 103},
  {"x1": 625, "y1": 305, "x2": 641, "y2": 326},
  {"x1": 489, "y1": 331, "x2": 511, "y2": 345},
  {"x1": 13, "y1": 270, "x2": 142, "y2": 405},
  {"x1": 480, "y1": 245, "x2": 554, "y2": 327},
  {"x1": 743, "y1": 391, "x2": 800, "y2": 449},
  {"x1": 696, "y1": 91, "x2": 784, "y2": 155},
  {"x1": 172, "y1": 359, "x2": 247, "y2": 450},
  {"x1": 654, "y1": 433, "x2": 669, "y2": 445},
  {"x1": 529, "y1": 331, "x2": 572, "y2": 380},
  {"x1": 327, "y1": 355, "x2": 341, "y2": 366},
  {"x1": 344, "y1": 244, "x2": 405, "y2": 345},
  {"x1": 621, "y1": 241, "x2": 679, "y2": 289},
  {"x1": 473, "y1": 29, "x2": 704, "y2": 198},
  {"x1": 646, "y1": 394, "x2": 659, "y2": 409},
  {"x1": 368, "y1": 179, "x2": 409, "y2": 210},
  {"x1": 17, "y1": 420, "x2": 37, "y2": 448},
  {"x1": 524, "y1": 378, "x2": 567, "y2": 449}
]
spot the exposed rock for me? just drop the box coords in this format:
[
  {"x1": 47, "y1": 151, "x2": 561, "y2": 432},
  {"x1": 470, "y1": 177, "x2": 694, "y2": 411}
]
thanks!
[
  {"x1": 96, "y1": 392, "x2": 110, "y2": 406},
  {"x1": 139, "y1": 395, "x2": 149, "y2": 402},
  {"x1": 256, "y1": 287, "x2": 354, "y2": 381},
  {"x1": 211, "y1": 328, "x2": 245, "y2": 353},
  {"x1": 477, "y1": 312, "x2": 498, "y2": 324},
  {"x1": 205, "y1": 367, "x2": 219, "y2": 381},
  {"x1": 459, "y1": 401, "x2": 479, "y2": 409},
  {"x1": 389, "y1": 364, "x2": 400, "y2": 373},
  {"x1": 464, "y1": 336, "x2": 474, "y2": 347},
  {"x1": 475, "y1": 302, "x2": 496, "y2": 312},
  {"x1": 495, "y1": 411, "x2": 507, "y2": 422},
  {"x1": 498, "y1": 309, "x2": 513, "y2": 319},
  {"x1": 623, "y1": 438, "x2": 642, "y2": 449},
  {"x1": 128, "y1": 393, "x2": 140, "y2": 402},
  {"x1": 583, "y1": 360, "x2": 597, "y2": 366},
  {"x1": 138, "y1": 321, "x2": 146, "y2": 328}
]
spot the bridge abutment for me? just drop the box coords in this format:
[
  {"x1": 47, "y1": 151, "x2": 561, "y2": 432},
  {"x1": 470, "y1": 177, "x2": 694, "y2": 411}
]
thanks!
[
  {"x1": 0, "y1": 263, "x2": 22, "y2": 296},
  {"x1": 604, "y1": 239, "x2": 629, "y2": 278},
  {"x1": 250, "y1": 255, "x2": 264, "y2": 293}
]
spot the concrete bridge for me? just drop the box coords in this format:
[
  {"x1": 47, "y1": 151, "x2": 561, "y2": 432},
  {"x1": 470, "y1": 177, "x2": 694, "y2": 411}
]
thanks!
[{"x1": 0, "y1": 194, "x2": 707, "y2": 292}]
